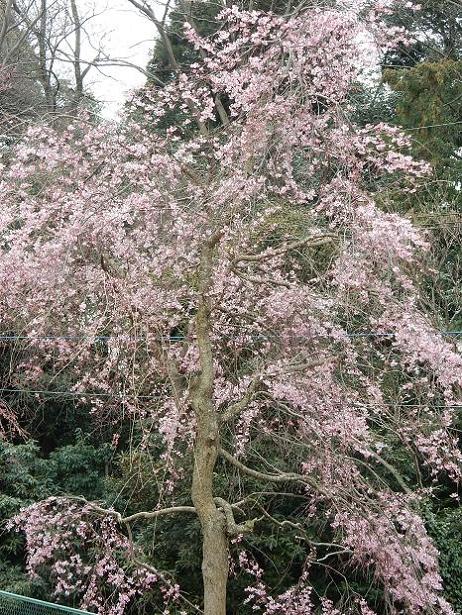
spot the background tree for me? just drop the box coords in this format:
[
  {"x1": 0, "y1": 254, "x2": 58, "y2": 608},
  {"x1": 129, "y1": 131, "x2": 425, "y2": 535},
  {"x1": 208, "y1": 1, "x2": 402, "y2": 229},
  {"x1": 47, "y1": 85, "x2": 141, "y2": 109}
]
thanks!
[
  {"x1": 383, "y1": 0, "x2": 462, "y2": 179},
  {"x1": 378, "y1": 1, "x2": 462, "y2": 329},
  {"x1": 0, "y1": 0, "x2": 107, "y2": 137}
]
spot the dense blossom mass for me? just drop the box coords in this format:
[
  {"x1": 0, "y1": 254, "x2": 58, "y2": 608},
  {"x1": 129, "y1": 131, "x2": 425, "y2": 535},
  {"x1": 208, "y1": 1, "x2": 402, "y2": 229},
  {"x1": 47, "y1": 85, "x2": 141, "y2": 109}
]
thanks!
[
  {"x1": 1, "y1": 1, "x2": 461, "y2": 614},
  {"x1": 8, "y1": 498, "x2": 170, "y2": 615}
]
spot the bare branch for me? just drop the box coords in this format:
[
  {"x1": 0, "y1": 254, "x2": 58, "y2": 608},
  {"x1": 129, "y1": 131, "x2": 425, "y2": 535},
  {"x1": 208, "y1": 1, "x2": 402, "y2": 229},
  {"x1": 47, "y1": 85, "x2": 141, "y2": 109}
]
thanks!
[
  {"x1": 66, "y1": 496, "x2": 196, "y2": 523},
  {"x1": 121, "y1": 506, "x2": 197, "y2": 524},
  {"x1": 219, "y1": 447, "x2": 322, "y2": 493},
  {"x1": 232, "y1": 234, "x2": 335, "y2": 265},
  {"x1": 0, "y1": 0, "x2": 14, "y2": 53},
  {"x1": 230, "y1": 266, "x2": 291, "y2": 288},
  {"x1": 69, "y1": 0, "x2": 83, "y2": 102}
]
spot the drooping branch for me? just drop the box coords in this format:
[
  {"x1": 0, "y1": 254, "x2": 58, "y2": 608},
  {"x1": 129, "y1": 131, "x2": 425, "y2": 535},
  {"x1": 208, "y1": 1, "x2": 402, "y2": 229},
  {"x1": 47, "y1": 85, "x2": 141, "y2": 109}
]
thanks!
[
  {"x1": 220, "y1": 377, "x2": 262, "y2": 423},
  {"x1": 66, "y1": 495, "x2": 261, "y2": 529},
  {"x1": 253, "y1": 504, "x2": 352, "y2": 561},
  {"x1": 232, "y1": 234, "x2": 335, "y2": 266},
  {"x1": 357, "y1": 446, "x2": 412, "y2": 495},
  {"x1": 66, "y1": 497, "x2": 197, "y2": 524},
  {"x1": 252, "y1": 505, "x2": 303, "y2": 531},
  {"x1": 219, "y1": 447, "x2": 322, "y2": 493}
]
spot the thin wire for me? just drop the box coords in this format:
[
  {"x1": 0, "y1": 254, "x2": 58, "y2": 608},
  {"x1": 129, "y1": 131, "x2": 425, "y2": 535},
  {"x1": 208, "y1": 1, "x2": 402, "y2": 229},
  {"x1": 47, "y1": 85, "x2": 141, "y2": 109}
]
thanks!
[
  {"x1": 0, "y1": 386, "x2": 461, "y2": 408},
  {"x1": 403, "y1": 120, "x2": 462, "y2": 132},
  {"x1": 1, "y1": 331, "x2": 462, "y2": 342},
  {"x1": 348, "y1": 331, "x2": 462, "y2": 338},
  {"x1": 413, "y1": 212, "x2": 462, "y2": 218},
  {"x1": 0, "y1": 334, "x2": 185, "y2": 342},
  {"x1": 0, "y1": 387, "x2": 157, "y2": 400},
  {"x1": 0, "y1": 335, "x2": 128, "y2": 342}
]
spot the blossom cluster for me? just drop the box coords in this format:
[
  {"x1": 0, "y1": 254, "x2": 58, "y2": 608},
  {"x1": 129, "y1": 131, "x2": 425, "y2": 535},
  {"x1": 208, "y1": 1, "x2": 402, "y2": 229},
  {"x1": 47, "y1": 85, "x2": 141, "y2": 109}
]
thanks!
[{"x1": 8, "y1": 498, "x2": 175, "y2": 614}]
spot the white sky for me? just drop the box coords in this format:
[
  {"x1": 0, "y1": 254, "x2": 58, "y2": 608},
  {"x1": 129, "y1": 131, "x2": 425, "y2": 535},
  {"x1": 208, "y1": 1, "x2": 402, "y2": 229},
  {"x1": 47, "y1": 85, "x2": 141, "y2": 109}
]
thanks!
[{"x1": 82, "y1": 0, "x2": 159, "y2": 118}]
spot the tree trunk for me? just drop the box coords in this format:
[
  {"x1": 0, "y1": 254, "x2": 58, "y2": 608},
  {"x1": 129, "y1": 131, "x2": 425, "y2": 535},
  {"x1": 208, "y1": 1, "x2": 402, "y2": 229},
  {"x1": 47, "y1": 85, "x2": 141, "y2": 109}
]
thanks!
[
  {"x1": 201, "y1": 514, "x2": 229, "y2": 615},
  {"x1": 191, "y1": 235, "x2": 228, "y2": 615},
  {"x1": 192, "y1": 425, "x2": 229, "y2": 615}
]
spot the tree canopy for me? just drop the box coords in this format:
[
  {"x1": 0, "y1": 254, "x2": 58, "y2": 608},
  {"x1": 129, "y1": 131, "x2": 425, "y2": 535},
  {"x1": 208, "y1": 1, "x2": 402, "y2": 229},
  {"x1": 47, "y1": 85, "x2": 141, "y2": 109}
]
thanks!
[{"x1": 1, "y1": 2, "x2": 462, "y2": 614}]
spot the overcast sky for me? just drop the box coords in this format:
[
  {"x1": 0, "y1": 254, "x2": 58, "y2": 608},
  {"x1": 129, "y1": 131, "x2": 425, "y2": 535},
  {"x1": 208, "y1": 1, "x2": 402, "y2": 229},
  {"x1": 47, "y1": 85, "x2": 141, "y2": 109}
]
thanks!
[{"x1": 82, "y1": 0, "x2": 159, "y2": 118}]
